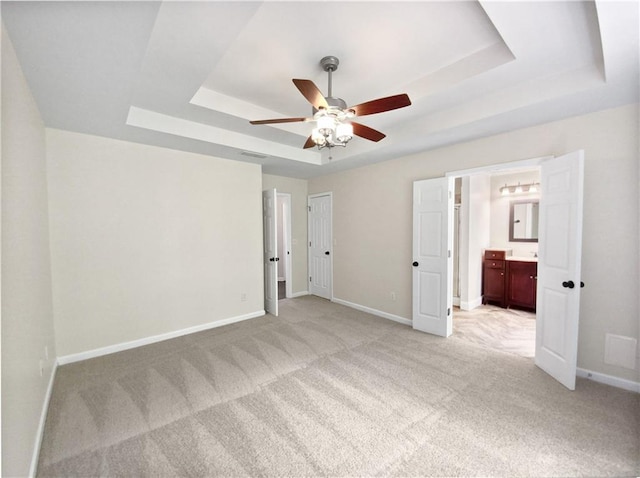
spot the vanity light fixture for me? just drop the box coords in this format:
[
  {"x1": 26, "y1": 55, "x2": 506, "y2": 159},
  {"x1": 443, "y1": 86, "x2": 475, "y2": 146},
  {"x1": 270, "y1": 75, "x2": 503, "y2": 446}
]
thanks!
[{"x1": 500, "y1": 181, "x2": 540, "y2": 196}]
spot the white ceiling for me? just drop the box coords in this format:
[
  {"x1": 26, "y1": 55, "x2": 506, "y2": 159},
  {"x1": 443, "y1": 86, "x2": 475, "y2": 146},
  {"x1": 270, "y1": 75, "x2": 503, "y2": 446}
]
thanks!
[{"x1": 2, "y1": 1, "x2": 638, "y2": 179}]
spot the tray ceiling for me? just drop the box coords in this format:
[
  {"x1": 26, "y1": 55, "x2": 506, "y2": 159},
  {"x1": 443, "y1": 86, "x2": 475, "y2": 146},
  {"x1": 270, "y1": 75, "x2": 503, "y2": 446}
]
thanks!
[{"x1": 2, "y1": 1, "x2": 638, "y2": 178}]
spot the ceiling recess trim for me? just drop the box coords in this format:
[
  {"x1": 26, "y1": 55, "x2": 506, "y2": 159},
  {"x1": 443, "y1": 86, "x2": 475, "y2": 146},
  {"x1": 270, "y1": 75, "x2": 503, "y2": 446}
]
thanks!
[{"x1": 126, "y1": 106, "x2": 322, "y2": 165}]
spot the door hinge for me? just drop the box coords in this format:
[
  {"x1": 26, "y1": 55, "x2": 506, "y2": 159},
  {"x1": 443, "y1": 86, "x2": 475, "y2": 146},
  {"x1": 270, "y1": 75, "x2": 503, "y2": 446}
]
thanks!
[
  {"x1": 309, "y1": 241, "x2": 312, "y2": 247},
  {"x1": 447, "y1": 307, "x2": 451, "y2": 316},
  {"x1": 448, "y1": 250, "x2": 451, "y2": 258},
  {"x1": 308, "y1": 206, "x2": 311, "y2": 212},
  {"x1": 309, "y1": 276, "x2": 312, "y2": 282}
]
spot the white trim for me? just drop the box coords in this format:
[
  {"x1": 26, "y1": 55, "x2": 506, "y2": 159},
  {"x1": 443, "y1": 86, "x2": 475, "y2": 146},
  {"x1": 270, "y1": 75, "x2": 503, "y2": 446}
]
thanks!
[
  {"x1": 445, "y1": 156, "x2": 551, "y2": 178},
  {"x1": 290, "y1": 290, "x2": 309, "y2": 298},
  {"x1": 460, "y1": 296, "x2": 483, "y2": 311},
  {"x1": 576, "y1": 368, "x2": 640, "y2": 393},
  {"x1": 57, "y1": 310, "x2": 265, "y2": 365},
  {"x1": 453, "y1": 296, "x2": 461, "y2": 307},
  {"x1": 30, "y1": 360, "x2": 58, "y2": 477},
  {"x1": 333, "y1": 298, "x2": 412, "y2": 327}
]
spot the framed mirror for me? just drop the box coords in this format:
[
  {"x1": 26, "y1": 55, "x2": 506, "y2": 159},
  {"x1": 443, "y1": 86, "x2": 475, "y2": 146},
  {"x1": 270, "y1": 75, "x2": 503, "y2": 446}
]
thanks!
[{"x1": 509, "y1": 199, "x2": 539, "y2": 242}]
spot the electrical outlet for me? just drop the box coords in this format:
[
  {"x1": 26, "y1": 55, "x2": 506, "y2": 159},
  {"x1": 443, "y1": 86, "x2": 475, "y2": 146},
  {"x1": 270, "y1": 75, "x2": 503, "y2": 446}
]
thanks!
[{"x1": 241, "y1": 293, "x2": 247, "y2": 302}]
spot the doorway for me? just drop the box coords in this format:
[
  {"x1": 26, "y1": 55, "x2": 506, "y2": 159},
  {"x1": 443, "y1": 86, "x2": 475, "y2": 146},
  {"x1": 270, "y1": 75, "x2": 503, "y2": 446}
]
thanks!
[
  {"x1": 413, "y1": 152, "x2": 585, "y2": 390},
  {"x1": 452, "y1": 168, "x2": 540, "y2": 358},
  {"x1": 276, "y1": 193, "x2": 292, "y2": 300}
]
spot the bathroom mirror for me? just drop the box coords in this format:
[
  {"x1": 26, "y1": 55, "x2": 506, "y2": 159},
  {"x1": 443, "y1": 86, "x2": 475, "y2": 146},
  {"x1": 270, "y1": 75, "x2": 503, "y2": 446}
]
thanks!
[{"x1": 509, "y1": 200, "x2": 539, "y2": 242}]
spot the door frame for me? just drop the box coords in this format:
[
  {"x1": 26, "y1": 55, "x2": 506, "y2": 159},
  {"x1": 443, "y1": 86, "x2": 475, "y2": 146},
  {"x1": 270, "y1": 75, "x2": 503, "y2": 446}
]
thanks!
[
  {"x1": 277, "y1": 192, "x2": 293, "y2": 299},
  {"x1": 308, "y1": 192, "x2": 333, "y2": 300}
]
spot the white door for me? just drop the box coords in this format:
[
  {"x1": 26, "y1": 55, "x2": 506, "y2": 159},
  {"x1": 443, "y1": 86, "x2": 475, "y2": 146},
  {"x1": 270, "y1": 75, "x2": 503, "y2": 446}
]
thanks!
[
  {"x1": 535, "y1": 150, "x2": 584, "y2": 390},
  {"x1": 308, "y1": 194, "x2": 332, "y2": 299},
  {"x1": 263, "y1": 188, "x2": 278, "y2": 316},
  {"x1": 412, "y1": 177, "x2": 454, "y2": 337}
]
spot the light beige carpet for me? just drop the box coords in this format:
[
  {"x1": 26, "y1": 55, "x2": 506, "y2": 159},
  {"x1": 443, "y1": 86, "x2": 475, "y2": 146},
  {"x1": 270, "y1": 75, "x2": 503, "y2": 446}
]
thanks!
[{"x1": 38, "y1": 296, "x2": 639, "y2": 477}]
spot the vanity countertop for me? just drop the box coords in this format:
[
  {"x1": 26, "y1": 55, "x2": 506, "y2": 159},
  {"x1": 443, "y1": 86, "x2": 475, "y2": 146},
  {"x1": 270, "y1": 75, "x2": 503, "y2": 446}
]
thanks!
[{"x1": 506, "y1": 256, "x2": 538, "y2": 262}]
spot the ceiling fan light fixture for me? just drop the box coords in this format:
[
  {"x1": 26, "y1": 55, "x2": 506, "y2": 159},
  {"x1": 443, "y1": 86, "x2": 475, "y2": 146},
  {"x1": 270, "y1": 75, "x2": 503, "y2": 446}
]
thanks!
[
  {"x1": 312, "y1": 127, "x2": 327, "y2": 146},
  {"x1": 250, "y1": 56, "x2": 411, "y2": 150},
  {"x1": 316, "y1": 115, "x2": 335, "y2": 135},
  {"x1": 336, "y1": 122, "x2": 353, "y2": 143}
]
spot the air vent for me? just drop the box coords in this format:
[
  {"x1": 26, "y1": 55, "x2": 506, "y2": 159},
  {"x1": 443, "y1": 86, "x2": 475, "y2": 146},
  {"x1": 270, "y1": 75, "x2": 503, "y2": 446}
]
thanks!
[{"x1": 240, "y1": 151, "x2": 268, "y2": 159}]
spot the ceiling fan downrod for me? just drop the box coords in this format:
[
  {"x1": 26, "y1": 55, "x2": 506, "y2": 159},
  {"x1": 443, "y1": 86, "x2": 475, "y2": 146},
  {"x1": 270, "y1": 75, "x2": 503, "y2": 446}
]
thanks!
[{"x1": 320, "y1": 55, "x2": 339, "y2": 98}]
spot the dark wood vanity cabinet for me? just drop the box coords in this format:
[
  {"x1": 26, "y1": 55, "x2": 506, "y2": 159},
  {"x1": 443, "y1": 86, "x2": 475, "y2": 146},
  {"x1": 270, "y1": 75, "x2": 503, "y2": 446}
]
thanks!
[
  {"x1": 483, "y1": 249, "x2": 537, "y2": 310},
  {"x1": 482, "y1": 250, "x2": 510, "y2": 307},
  {"x1": 506, "y1": 260, "x2": 537, "y2": 310}
]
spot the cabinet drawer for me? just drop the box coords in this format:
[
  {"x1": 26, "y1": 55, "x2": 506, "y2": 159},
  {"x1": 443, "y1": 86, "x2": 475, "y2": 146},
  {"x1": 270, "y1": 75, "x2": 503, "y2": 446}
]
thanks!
[
  {"x1": 484, "y1": 249, "x2": 511, "y2": 260},
  {"x1": 484, "y1": 260, "x2": 505, "y2": 270}
]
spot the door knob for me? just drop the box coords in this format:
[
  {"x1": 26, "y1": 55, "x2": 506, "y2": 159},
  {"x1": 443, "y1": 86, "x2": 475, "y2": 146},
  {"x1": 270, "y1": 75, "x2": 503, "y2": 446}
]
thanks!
[
  {"x1": 412, "y1": 261, "x2": 419, "y2": 267},
  {"x1": 562, "y1": 280, "x2": 575, "y2": 289},
  {"x1": 325, "y1": 251, "x2": 330, "y2": 255},
  {"x1": 269, "y1": 257, "x2": 275, "y2": 262}
]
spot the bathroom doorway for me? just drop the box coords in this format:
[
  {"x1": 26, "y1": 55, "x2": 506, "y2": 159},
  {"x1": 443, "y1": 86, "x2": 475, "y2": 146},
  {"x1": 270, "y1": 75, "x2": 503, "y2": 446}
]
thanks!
[{"x1": 451, "y1": 167, "x2": 539, "y2": 359}]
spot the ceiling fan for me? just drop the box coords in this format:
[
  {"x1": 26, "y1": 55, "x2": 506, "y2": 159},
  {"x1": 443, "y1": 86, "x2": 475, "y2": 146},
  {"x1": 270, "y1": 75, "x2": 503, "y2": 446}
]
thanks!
[{"x1": 250, "y1": 56, "x2": 411, "y2": 150}]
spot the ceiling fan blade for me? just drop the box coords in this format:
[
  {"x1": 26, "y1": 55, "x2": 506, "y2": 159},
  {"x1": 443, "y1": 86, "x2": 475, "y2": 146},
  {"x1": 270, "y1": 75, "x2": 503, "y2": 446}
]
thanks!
[
  {"x1": 249, "y1": 117, "x2": 309, "y2": 125},
  {"x1": 349, "y1": 93, "x2": 411, "y2": 117},
  {"x1": 293, "y1": 79, "x2": 329, "y2": 110},
  {"x1": 352, "y1": 122, "x2": 386, "y2": 142},
  {"x1": 303, "y1": 136, "x2": 316, "y2": 149}
]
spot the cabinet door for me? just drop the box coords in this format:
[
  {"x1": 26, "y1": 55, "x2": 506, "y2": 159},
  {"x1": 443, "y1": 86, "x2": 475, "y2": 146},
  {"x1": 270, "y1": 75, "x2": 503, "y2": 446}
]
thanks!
[
  {"x1": 507, "y1": 261, "x2": 537, "y2": 309},
  {"x1": 483, "y1": 262, "x2": 505, "y2": 305}
]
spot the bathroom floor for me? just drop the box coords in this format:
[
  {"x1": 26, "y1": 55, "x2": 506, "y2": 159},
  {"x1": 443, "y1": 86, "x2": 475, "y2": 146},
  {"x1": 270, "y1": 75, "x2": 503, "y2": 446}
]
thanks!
[{"x1": 453, "y1": 304, "x2": 536, "y2": 358}]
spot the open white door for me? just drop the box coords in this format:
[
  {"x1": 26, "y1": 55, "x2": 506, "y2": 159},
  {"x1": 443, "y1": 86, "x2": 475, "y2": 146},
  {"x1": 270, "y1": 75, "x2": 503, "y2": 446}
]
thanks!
[
  {"x1": 308, "y1": 193, "x2": 332, "y2": 300},
  {"x1": 412, "y1": 177, "x2": 454, "y2": 337},
  {"x1": 263, "y1": 188, "x2": 278, "y2": 316},
  {"x1": 536, "y1": 150, "x2": 584, "y2": 390}
]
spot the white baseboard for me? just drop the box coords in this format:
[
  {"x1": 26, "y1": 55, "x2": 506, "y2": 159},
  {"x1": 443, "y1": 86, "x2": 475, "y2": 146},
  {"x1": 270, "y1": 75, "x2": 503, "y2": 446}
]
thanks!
[
  {"x1": 289, "y1": 291, "x2": 309, "y2": 298},
  {"x1": 453, "y1": 296, "x2": 460, "y2": 307},
  {"x1": 460, "y1": 296, "x2": 483, "y2": 311},
  {"x1": 577, "y1": 367, "x2": 640, "y2": 393},
  {"x1": 30, "y1": 359, "x2": 58, "y2": 477},
  {"x1": 332, "y1": 298, "x2": 412, "y2": 327},
  {"x1": 57, "y1": 310, "x2": 265, "y2": 365}
]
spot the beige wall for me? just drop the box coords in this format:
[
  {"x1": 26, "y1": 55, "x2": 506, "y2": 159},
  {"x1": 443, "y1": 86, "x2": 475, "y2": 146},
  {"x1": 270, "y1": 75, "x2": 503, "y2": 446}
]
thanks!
[
  {"x1": 47, "y1": 129, "x2": 264, "y2": 357},
  {"x1": 1, "y1": 25, "x2": 57, "y2": 477},
  {"x1": 262, "y1": 174, "x2": 309, "y2": 296},
  {"x1": 309, "y1": 103, "x2": 639, "y2": 383}
]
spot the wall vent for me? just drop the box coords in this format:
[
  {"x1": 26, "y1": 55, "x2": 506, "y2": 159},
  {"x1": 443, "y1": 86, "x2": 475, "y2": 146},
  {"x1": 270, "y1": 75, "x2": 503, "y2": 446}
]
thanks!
[
  {"x1": 240, "y1": 151, "x2": 268, "y2": 159},
  {"x1": 604, "y1": 334, "x2": 638, "y2": 370}
]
